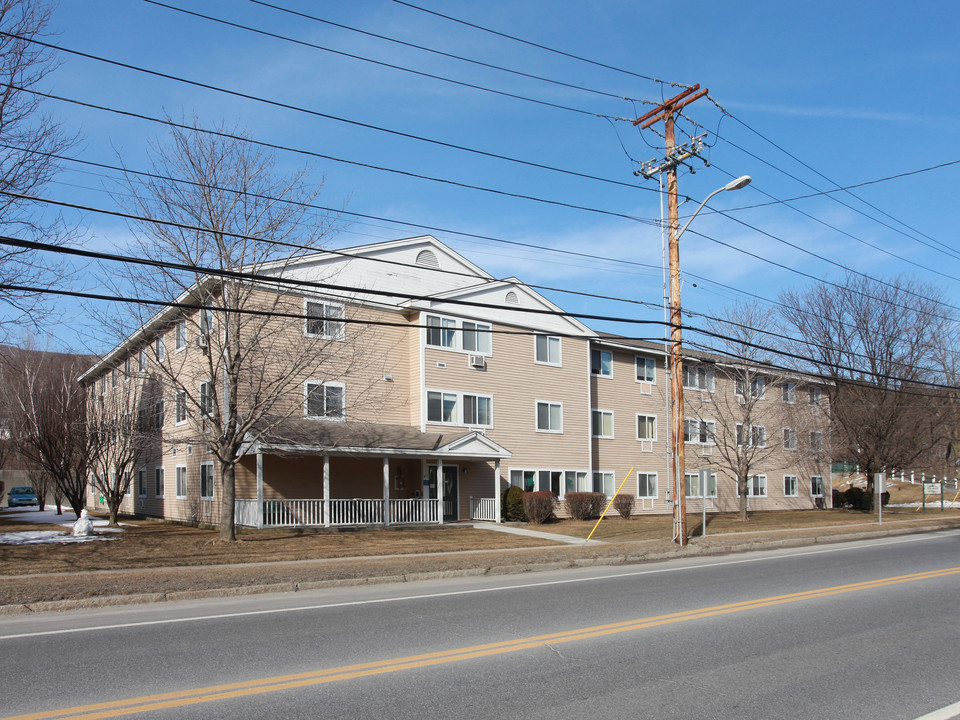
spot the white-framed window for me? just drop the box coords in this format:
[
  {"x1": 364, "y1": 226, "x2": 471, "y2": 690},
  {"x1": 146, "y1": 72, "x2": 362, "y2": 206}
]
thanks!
[
  {"x1": 137, "y1": 347, "x2": 146, "y2": 372},
  {"x1": 155, "y1": 467, "x2": 164, "y2": 498},
  {"x1": 637, "y1": 472, "x2": 658, "y2": 499},
  {"x1": 535, "y1": 335, "x2": 561, "y2": 366},
  {"x1": 155, "y1": 336, "x2": 165, "y2": 362},
  {"x1": 591, "y1": 409, "x2": 614, "y2": 439},
  {"x1": 683, "y1": 365, "x2": 715, "y2": 392},
  {"x1": 809, "y1": 387, "x2": 822, "y2": 405},
  {"x1": 784, "y1": 475, "x2": 798, "y2": 497},
  {"x1": 636, "y1": 355, "x2": 656, "y2": 383},
  {"x1": 736, "y1": 423, "x2": 766, "y2": 448},
  {"x1": 200, "y1": 462, "x2": 214, "y2": 499},
  {"x1": 810, "y1": 430, "x2": 823, "y2": 452},
  {"x1": 425, "y1": 315, "x2": 456, "y2": 348},
  {"x1": 306, "y1": 381, "x2": 346, "y2": 420},
  {"x1": 175, "y1": 465, "x2": 187, "y2": 498},
  {"x1": 782, "y1": 382, "x2": 796, "y2": 403},
  {"x1": 154, "y1": 397, "x2": 164, "y2": 430},
  {"x1": 122, "y1": 471, "x2": 131, "y2": 496},
  {"x1": 736, "y1": 376, "x2": 765, "y2": 399},
  {"x1": 112, "y1": 368, "x2": 118, "y2": 388},
  {"x1": 536, "y1": 401, "x2": 563, "y2": 433},
  {"x1": 593, "y1": 470, "x2": 615, "y2": 497},
  {"x1": 685, "y1": 471, "x2": 718, "y2": 498},
  {"x1": 138, "y1": 468, "x2": 146, "y2": 497},
  {"x1": 305, "y1": 300, "x2": 345, "y2": 340},
  {"x1": 124, "y1": 356, "x2": 132, "y2": 381},
  {"x1": 747, "y1": 474, "x2": 767, "y2": 497},
  {"x1": 425, "y1": 390, "x2": 492, "y2": 427},
  {"x1": 684, "y1": 418, "x2": 715, "y2": 444},
  {"x1": 636, "y1": 414, "x2": 657, "y2": 441},
  {"x1": 590, "y1": 349, "x2": 612, "y2": 377},
  {"x1": 175, "y1": 389, "x2": 187, "y2": 424},
  {"x1": 198, "y1": 307, "x2": 214, "y2": 347},
  {"x1": 175, "y1": 320, "x2": 187, "y2": 351},
  {"x1": 811, "y1": 475, "x2": 824, "y2": 497},
  {"x1": 461, "y1": 321, "x2": 492, "y2": 355},
  {"x1": 783, "y1": 427, "x2": 797, "y2": 450},
  {"x1": 509, "y1": 468, "x2": 588, "y2": 496},
  {"x1": 199, "y1": 380, "x2": 214, "y2": 418}
]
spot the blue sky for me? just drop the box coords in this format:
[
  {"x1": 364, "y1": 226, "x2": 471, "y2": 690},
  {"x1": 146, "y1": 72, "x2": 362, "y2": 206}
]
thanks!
[{"x1": 19, "y1": 0, "x2": 960, "y2": 353}]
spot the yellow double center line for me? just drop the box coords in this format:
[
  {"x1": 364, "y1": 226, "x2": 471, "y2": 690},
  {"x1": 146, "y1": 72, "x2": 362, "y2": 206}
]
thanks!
[{"x1": 7, "y1": 565, "x2": 960, "y2": 720}]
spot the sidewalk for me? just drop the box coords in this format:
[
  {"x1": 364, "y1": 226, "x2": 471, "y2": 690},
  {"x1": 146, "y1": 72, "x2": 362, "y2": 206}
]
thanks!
[{"x1": 3, "y1": 517, "x2": 957, "y2": 615}]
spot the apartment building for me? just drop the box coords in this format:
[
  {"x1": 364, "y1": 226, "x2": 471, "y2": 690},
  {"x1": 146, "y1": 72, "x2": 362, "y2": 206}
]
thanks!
[{"x1": 80, "y1": 236, "x2": 830, "y2": 528}]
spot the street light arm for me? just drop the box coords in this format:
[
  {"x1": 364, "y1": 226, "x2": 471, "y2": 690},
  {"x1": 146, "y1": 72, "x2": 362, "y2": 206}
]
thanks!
[{"x1": 675, "y1": 175, "x2": 751, "y2": 242}]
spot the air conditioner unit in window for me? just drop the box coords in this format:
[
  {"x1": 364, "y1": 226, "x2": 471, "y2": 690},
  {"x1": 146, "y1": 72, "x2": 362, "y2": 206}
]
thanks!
[{"x1": 468, "y1": 354, "x2": 486, "y2": 369}]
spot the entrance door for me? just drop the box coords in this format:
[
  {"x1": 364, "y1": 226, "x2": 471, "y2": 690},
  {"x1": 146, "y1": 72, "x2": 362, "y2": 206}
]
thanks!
[{"x1": 426, "y1": 465, "x2": 459, "y2": 521}]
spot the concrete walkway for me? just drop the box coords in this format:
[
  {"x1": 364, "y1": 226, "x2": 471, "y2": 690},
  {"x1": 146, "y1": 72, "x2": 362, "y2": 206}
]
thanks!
[{"x1": 471, "y1": 522, "x2": 606, "y2": 546}]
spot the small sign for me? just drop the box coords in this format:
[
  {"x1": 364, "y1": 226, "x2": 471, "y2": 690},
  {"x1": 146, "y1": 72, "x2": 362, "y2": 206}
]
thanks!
[{"x1": 923, "y1": 483, "x2": 942, "y2": 495}]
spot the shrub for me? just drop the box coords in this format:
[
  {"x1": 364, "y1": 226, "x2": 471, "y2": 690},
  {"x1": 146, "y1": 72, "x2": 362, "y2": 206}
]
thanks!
[
  {"x1": 564, "y1": 492, "x2": 594, "y2": 521},
  {"x1": 589, "y1": 492, "x2": 607, "y2": 518},
  {"x1": 613, "y1": 494, "x2": 634, "y2": 519},
  {"x1": 522, "y1": 491, "x2": 556, "y2": 524},
  {"x1": 501, "y1": 485, "x2": 526, "y2": 522},
  {"x1": 843, "y1": 486, "x2": 870, "y2": 511}
]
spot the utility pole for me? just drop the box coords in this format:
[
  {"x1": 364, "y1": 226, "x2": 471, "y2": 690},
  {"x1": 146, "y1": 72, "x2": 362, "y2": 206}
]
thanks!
[{"x1": 634, "y1": 84, "x2": 709, "y2": 547}]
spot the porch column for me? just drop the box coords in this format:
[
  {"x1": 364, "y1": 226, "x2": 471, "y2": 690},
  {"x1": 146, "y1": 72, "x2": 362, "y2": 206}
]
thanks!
[
  {"x1": 383, "y1": 457, "x2": 391, "y2": 527},
  {"x1": 256, "y1": 452, "x2": 264, "y2": 529},
  {"x1": 494, "y1": 458, "x2": 501, "y2": 524},
  {"x1": 323, "y1": 455, "x2": 330, "y2": 528},
  {"x1": 437, "y1": 458, "x2": 444, "y2": 525}
]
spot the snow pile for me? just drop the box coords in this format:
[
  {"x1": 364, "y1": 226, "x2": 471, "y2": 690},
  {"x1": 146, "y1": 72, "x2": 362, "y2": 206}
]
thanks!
[
  {"x1": 0, "y1": 530, "x2": 108, "y2": 545},
  {"x1": 0, "y1": 505, "x2": 121, "y2": 545}
]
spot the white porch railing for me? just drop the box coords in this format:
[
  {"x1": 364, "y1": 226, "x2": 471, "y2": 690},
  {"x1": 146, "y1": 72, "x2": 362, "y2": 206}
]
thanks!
[
  {"x1": 233, "y1": 498, "x2": 441, "y2": 528},
  {"x1": 470, "y1": 496, "x2": 498, "y2": 522}
]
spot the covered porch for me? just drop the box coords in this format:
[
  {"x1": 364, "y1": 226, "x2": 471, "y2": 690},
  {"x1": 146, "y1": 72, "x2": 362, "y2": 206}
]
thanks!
[{"x1": 233, "y1": 420, "x2": 511, "y2": 529}]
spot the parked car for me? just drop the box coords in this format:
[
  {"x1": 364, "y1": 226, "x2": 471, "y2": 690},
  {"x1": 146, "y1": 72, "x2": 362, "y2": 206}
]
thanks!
[{"x1": 7, "y1": 486, "x2": 39, "y2": 507}]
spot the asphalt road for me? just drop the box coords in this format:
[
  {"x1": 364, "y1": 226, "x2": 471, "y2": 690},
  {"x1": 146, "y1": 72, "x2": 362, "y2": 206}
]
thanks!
[{"x1": 2, "y1": 530, "x2": 960, "y2": 720}]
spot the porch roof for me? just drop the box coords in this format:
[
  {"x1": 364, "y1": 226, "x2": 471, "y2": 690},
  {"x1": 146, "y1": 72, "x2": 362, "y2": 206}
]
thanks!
[{"x1": 249, "y1": 419, "x2": 512, "y2": 460}]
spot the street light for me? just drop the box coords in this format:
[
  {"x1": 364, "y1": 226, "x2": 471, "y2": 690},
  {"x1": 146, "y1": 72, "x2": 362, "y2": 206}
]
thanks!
[{"x1": 668, "y1": 175, "x2": 751, "y2": 547}]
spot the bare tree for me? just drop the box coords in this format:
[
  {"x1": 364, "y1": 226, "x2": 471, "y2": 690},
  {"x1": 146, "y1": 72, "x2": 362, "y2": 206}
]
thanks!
[
  {"x1": 0, "y1": 0, "x2": 77, "y2": 332},
  {"x1": 107, "y1": 119, "x2": 379, "y2": 541},
  {"x1": 779, "y1": 273, "x2": 950, "y2": 506},
  {"x1": 688, "y1": 302, "x2": 818, "y2": 521},
  {"x1": 87, "y1": 368, "x2": 158, "y2": 524},
  {"x1": 7, "y1": 347, "x2": 95, "y2": 517}
]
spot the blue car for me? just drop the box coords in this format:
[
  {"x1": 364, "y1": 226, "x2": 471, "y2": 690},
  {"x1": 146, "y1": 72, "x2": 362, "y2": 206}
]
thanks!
[{"x1": 7, "y1": 486, "x2": 39, "y2": 507}]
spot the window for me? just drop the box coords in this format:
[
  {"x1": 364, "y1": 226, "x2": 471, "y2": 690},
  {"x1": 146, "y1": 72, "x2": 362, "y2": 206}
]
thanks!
[
  {"x1": 784, "y1": 475, "x2": 798, "y2": 497},
  {"x1": 811, "y1": 475, "x2": 824, "y2": 497},
  {"x1": 683, "y1": 365, "x2": 715, "y2": 392},
  {"x1": 198, "y1": 308, "x2": 214, "y2": 346},
  {"x1": 510, "y1": 469, "x2": 537, "y2": 493},
  {"x1": 810, "y1": 430, "x2": 823, "y2": 452},
  {"x1": 306, "y1": 381, "x2": 346, "y2": 419},
  {"x1": 155, "y1": 467, "x2": 164, "y2": 498},
  {"x1": 200, "y1": 462, "x2": 214, "y2": 499},
  {"x1": 636, "y1": 414, "x2": 657, "y2": 441},
  {"x1": 593, "y1": 471, "x2": 615, "y2": 497},
  {"x1": 462, "y1": 321, "x2": 492, "y2": 354},
  {"x1": 748, "y1": 474, "x2": 767, "y2": 497},
  {"x1": 510, "y1": 468, "x2": 588, "y2": 496},
  {"x1": 155, "y1": 336, "x2": 165, "y2": 362},
  {"x1": 636, "y1": 355, "x2": 656, "y2": 383},
  {"x1": 536, "y1": 401, "x2": 563, "y2": 433},
  {"x1": 535, "y1": 335, "x2": 561, "y2": 366},
  {"x1": 591, "y1": 410, "x2": 613, "y2": 438},
  {"x1": 782, "y1": 382, "x2": 796, "y2": 403},
  {"x1": 462, "y1": 393, "x2": 492, "y2": 426},
  {"x1": 138, "y1": 469, "x2": 146, "y2": 497},
  {"x1": 590, "y1": 349, "x2": 612, "y2": 377},
  {"x1": 736, "y1": 376, "x2": 765, "y2": 399},
  {"x1": 426, "y1": 390, "x2": 492, "y2": 427},
  {"x1": 637, "y1": 472, "x2": 658, "y2": 499},
  {"x1": 685, "y1": 471, "x2": 718, "y2": 498},
  {"x1": 175, "y1": 389, "x2": 187, "y2": 424},
  {"x1": 684, "y1": 419, "x2": 715, "y2": 444},
  {"x1": 425, "y1": 315, "x2": 457, "y2": 348},
  {"x1": 736, "y1": 424, "x2": 766, "y2": 448},
  {"x1": 175, "y1": 320, "x2": 187, "y2": 351},
  {"x1": 175, "y1": 466, "x2": 187, "y2": 498},
  {"x1": 111, "y1": 368, "x2": 118, "y2": 388},
  {"x1": 154, "y1": 397, "x2": 164, "y2": 430},
  {"x1": 783, "y1": 427, "x2": 797, "y2": 450},
  {"x1": 124, "y1": 357, "x2": 131, "y2": 380},
  {"x1": 137, "y1": 347, "x2": 146, "y2": 373},
  {"x1": 305, "y1": 301, "x2": 345, "y2": 340},
  {"x1": 199, "y1": 381, "x2": 214, "y2": 417},
  {"x1": 809, "y1": 387, "x2": 822, "y2": 405}
]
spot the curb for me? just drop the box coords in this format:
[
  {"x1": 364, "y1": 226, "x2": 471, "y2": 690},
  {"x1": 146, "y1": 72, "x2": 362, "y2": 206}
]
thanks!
[{"x1": 1, "y1": 523, "x2": 955, "y2": 615}]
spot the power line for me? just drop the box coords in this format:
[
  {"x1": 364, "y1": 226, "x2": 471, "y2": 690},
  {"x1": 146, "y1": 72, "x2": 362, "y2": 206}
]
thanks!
[{"x1": 2, "y1": 31, "x2": 650, "y2": 194}]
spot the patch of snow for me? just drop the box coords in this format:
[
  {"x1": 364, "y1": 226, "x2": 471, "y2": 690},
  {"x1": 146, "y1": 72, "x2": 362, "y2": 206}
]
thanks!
[
  {"x1": 888, "y1": 501, "x2": 960, "y2": 509},
  {"x1": 0, "y1": 505, "x2": 126, "y2": 544},
  {"x1": 0, "y1": 530, "x2": 113, "y2": 545}
]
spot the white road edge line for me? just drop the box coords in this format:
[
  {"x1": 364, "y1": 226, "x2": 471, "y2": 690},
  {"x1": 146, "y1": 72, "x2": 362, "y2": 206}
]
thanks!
[
  {"x1": 912, "y1": 699, "x2": 960, "y2": 720},
  {"x1": 1, "y1": 530, "x2": 955, "y2": 641}
]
